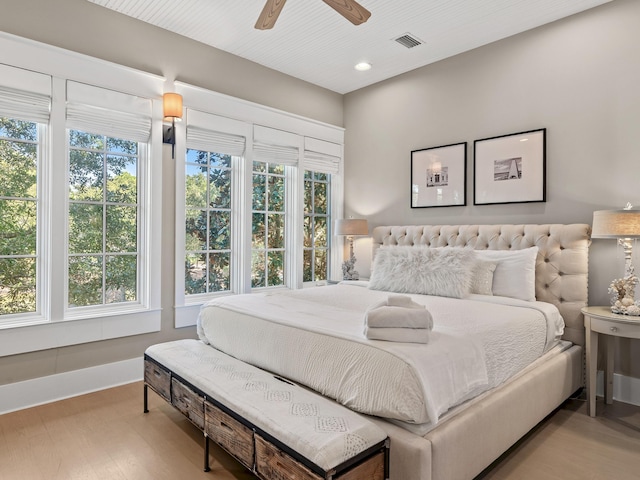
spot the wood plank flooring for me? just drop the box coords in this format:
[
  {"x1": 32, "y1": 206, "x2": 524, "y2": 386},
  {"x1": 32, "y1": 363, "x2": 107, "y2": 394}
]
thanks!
[{"x1": 0, "y1": 382, "x2": 638, "y2": 480}]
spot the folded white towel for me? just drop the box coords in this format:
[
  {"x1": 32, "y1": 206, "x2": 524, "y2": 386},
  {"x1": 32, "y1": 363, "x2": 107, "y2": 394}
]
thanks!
[
  {"x1": 365, "y1": 305, "x2": 434, "y2": 329},
  {"x1": 386, "y1": 295, "x2": 425, "y2": 309},
  {"x1": 364, "y1": 326, "x2": 430, "y2": 344}
]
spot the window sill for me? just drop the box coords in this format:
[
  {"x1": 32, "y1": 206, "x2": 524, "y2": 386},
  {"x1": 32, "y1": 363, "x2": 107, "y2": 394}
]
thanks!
[
  {"x1": 0, "y1": 309, "x2": 162, "y2": 357},
  {"x1": 175, "y1": 288, "x2": 291, "y2": 328}
]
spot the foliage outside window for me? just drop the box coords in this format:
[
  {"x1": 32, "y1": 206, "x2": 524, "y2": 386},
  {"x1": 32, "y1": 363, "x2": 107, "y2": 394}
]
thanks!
[
  {"x1": 185, "y1": 149, "x2": 232, "y2": 295},
  {"x1": 0, "y1": 117, "x2": 39, "y2": 316},
  {"x1": 67, "y1": 130, "x2": 139, "y2": 308},
  {"x1": 252, "y1": 161, "x2": 286, "y2": 288},
  {"x1": 303, "y1": 171, "x2": 330, "y2": 282}
]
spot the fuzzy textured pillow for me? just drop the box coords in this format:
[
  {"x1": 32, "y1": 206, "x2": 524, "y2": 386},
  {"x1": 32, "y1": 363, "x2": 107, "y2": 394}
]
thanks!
[{"x1": 369, "y1": 246, "x2": 475, "y2": 298}]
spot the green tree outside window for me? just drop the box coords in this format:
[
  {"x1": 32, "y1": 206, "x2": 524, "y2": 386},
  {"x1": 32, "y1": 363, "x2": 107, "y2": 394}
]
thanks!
[
  {"x1": 0, "y1": 117, "x2": 39, "y2": 315},
  {"x1": 303, "y1": 171, "x2": 330, "y2": 282},
  {"x1": 185, "y1": 149, "x2": 232, "y2": 295},
  {"x1": 67, "y1": 130, "x2": 138, "y2": 308}
]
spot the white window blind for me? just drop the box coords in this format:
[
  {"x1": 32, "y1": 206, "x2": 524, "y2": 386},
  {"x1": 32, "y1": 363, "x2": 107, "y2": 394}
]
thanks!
[
  {"x1": 186, "y1": 109, "x2": 246, "y2": 156},
  {"x1": 253, "y1": 125, "x2": 299, "y2": 166},
  {"x1": 66, "y1": 81, "x2": 152, "y2": 142},
  {"x1": 0, "y1": 65, "x2": 51, "y2": 123},
  {"x1": 303, "y1": 137, "x2": 341, "y2": 174}
]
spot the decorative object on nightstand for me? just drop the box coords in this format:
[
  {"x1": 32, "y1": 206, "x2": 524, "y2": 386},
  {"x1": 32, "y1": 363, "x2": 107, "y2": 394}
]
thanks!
[
  {"x1": 582, "y1": 306, "x2": 640, "y2": 417},
  {"x1": 592, "y1": 204, "x2": 640, "y2": 316},
  {"x1": 335, "y1": 218, "x2": 368, "y2": 280}
]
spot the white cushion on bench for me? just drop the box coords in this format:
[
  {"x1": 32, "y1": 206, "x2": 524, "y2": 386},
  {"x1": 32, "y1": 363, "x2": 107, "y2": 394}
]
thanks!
[{"x1": 145, "y1": 339, "x2": 387, "y2": 471}]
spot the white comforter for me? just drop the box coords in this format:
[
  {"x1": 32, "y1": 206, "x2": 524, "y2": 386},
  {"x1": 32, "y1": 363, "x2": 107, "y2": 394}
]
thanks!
[{"x1": 197, "y1": 283, "x2": 563, "y2": 426}]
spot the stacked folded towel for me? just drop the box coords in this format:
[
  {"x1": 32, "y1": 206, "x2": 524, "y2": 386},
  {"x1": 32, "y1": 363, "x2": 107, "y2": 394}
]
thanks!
[{"x1": 364, "y1": 295, "x2": 433, "y2": 344}]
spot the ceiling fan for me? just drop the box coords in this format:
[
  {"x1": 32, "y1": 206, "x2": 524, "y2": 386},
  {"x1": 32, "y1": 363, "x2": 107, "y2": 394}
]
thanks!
[{"x1": 255, "y1": 0, "x2": 371, "y2": 30}]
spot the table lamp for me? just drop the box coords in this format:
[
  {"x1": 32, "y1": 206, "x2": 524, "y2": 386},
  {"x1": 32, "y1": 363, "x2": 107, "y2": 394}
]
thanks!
[
  {"x1": 592, "y1": 204, "x2": 640, "y2": 315},
  {"x1": 334, "y1": 218, "x2": 368, "y2": 280}
]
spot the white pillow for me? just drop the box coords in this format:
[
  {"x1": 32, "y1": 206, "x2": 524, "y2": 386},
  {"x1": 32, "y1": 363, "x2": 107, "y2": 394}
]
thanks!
[
  {"x1": 369, "y1": 246, "x2": 475, "y2": 298},
  {"x1": 474, "y1": 247, "x2": 539, "y2": 301},
  {"x1": 470, "y1": 259, "x2": 497, "y2": 296}
]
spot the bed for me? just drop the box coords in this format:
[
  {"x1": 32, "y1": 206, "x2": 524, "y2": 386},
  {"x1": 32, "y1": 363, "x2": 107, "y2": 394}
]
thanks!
[{"x1": 196, "y1": 224, "x2": 590, "y2": 480}]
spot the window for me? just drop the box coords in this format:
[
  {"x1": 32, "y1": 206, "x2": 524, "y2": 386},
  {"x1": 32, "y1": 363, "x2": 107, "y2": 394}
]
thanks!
[
  {"x1": 181, "y1": 110, "x2": 246, "y2": 302},
  {"x1": 0, "y1": 41, "x2": 163, "y2": 354},
  {"x1": 174, "y1": 96, "x2": 343, "y2": 326},
  {"x1": 67, "y1": 131, "x2": 140, "y2": 307},
  {"x1": 185, "y1": 149, "x2": 232, "y2": 295},
  {"x1": 0, "y1": 117, "x2": 40, "y2": 316},
  {"x1": 0, "y1": 66, "x2": 51, "y2": 325},
  {"x1": 303, "y1": 170, "x2": 331, "y2": 282},
  {"x1": 65, "y1": 81, "x2": 152, "y2": 314},
  {"x1": 251, "y1": 161, "x2": 286, "y2": 288}
]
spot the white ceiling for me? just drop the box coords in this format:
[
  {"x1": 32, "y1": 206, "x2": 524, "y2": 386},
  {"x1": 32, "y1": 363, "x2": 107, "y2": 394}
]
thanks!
[{"x1": 87, "y1": 0, "x2": 611, "y2": 94}]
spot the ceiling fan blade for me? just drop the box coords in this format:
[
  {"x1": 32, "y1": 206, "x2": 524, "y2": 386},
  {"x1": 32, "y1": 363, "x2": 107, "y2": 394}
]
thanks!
[
  {"x1": 255, "y1": 0, "x2": 287, "y2": 30},
  {"x1": 322, "y1": 0, "x2": 371, "y2": 25}
]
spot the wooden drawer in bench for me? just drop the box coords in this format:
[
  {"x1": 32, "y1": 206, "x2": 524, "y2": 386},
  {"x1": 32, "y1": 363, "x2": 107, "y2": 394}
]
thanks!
[
  {"x1": 255, "y1": 435, "x2": 386, "y2": 480},
  {"x1": 255, "y1": 434, "x2": 322, "y2": 480},
  {"x1": 171, "y1": 377, "x2": 205, "y2": 430},
  {"x1": 144, "y1": 359, "x2": 171, "y2": 402},
  {"x1": 333, "y1": 451, "x2": 386, "y2": 480},
  {"x1": 204, "y1": 400, "x2": 254, "y2": 469}
]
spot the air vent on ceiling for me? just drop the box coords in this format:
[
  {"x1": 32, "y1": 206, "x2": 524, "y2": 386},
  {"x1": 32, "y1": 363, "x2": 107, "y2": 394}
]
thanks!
[{"x1": 394, "y1": 33, "x2": 423, "y2": 49}]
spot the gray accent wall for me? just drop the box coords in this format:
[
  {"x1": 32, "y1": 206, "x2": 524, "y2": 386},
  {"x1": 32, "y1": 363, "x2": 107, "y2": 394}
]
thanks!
[{"x1": 343, "y1": 0, "x2": 640, "y2": 378}]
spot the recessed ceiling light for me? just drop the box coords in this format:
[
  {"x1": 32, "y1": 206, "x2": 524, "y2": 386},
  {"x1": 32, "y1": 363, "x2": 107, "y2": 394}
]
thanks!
[
  {"x1": 520, "y1": 138, "x2": 529, "y2": 142},
  {"x1": 354, "y1": 62, "x2": 372, "y2": 71}
]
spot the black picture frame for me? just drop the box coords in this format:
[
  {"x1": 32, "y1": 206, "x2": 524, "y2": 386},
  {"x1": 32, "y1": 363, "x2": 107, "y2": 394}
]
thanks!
[
  {"x1": 474, "y1": 128, "x2": 546, "y2": 205},
  {"x1": 411, "y1": 142, "x2": 467, "y2": 208}
]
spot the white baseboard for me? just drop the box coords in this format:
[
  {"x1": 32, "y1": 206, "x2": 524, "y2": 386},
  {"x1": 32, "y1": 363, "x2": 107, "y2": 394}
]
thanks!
[
  {"x1": 0, "y1": 357, "x2": 143, "y2": 415},
  {"x1": 596, "y1": 371, "x2": 640, "y2": 407}
]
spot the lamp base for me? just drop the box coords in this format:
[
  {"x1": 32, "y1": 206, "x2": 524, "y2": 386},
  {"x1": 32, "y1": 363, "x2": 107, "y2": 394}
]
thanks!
[
  {"x1": 341, "y1": 254, "x2": 360, "y2": 281},
  {"x1": 609, "y1": 268, "x2": 640, "y2": 316}
]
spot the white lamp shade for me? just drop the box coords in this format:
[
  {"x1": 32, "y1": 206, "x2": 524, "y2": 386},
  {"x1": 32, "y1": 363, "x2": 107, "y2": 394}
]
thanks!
[
  {"x1": 592, "y1": 210, "x2": 640, "y2": 239},
  {"x1": 335, "y1": 219, "x2": 368, "y2": 236}
]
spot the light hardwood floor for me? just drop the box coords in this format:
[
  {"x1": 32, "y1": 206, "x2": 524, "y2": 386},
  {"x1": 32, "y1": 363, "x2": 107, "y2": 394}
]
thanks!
[{"x1": 0, "y1": 382, "x2": 638, "y2": 480}]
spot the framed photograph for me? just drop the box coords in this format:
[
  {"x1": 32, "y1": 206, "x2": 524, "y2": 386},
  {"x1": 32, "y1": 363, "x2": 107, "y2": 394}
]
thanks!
[
  {"x1": 411, "y1": 142, "x2": 467, "y2": 208},
  {"x1": 474, "y1": 128, "x2": 546, "y2": 205}
]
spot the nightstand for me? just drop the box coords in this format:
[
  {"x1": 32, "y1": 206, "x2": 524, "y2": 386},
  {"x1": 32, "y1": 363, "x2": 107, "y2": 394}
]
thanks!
[{"x1": 582, "y1": 306, "x2": 640, "y2": 417}]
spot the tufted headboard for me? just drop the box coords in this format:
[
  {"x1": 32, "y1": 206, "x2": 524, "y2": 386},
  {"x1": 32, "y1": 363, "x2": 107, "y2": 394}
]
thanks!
[{"x1": 371, "y1": 224, "x2": 591, "y2": 347}]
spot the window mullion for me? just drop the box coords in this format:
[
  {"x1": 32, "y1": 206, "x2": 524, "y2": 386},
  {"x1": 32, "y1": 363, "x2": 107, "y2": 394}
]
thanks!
[
  {"x1": 102, "y1": 149, "x2": 108, "y2": 305},
  {"x1": 49, "y1": 76, "x2": 67, "y2": 322},
  {"x1": 236, "y1": 151, "x2": 253, "y2": 294},
  {"x1": 205, "y1": 153, "x2": 211, "y2": 294}
]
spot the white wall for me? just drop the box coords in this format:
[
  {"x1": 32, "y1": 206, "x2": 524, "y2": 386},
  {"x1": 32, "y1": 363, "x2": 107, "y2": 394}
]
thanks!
[{"x1": 343, "y1": 0, "x2": 640, "y2": 378}]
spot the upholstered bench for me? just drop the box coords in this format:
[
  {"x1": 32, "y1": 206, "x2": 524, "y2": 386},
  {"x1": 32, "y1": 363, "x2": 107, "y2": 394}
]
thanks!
[{"x1": 143, "y1": 339, "x2": 389, "y2": 480}]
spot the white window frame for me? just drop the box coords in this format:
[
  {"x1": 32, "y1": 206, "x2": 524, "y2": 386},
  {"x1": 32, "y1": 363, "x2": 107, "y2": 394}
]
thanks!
[
  {"x1": 173, "y1": 83, "x2": 344, "y2": 328},
  {"x1": 64, "y1": 81, "x2": 152, "y2": 318},
  {"x1": 302, "y1": 170, "x2": 332, "y2": 284},
  {"x1": 0, "y1": 33, "x2": 164, "y2": 357}
]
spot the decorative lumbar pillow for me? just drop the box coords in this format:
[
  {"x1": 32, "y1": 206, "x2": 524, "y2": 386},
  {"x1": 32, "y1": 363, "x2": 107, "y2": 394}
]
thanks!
[
  {"x1": 470, "y1": 259, "x2": 497, "y2": 296},
  {"x1": 474, "y1": 247, "x2": 539, "y2": 301},
  {"x1": 369, "y1": 246, "x2": 475, "y2": 298}
]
